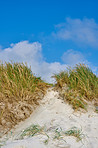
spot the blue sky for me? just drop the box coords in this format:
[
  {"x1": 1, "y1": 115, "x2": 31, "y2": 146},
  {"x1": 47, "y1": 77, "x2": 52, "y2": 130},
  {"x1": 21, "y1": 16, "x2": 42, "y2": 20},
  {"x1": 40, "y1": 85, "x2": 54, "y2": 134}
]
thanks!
[{"x1": 0, "y1": 0, "x2": 98, "y2": 82}]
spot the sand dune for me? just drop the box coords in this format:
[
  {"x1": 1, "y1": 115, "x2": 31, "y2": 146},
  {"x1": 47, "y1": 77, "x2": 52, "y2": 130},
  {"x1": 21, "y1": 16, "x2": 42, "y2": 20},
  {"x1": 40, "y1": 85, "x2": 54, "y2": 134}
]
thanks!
[{"x1": 1, "y1": 88, "x2": 98, "y2": 148}]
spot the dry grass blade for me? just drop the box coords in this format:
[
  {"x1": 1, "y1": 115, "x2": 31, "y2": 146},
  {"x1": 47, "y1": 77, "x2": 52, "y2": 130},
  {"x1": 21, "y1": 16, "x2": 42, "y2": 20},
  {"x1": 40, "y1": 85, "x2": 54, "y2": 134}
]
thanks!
[{"x1": 0, "y1": 62, "x2": 50, "y2": 137}]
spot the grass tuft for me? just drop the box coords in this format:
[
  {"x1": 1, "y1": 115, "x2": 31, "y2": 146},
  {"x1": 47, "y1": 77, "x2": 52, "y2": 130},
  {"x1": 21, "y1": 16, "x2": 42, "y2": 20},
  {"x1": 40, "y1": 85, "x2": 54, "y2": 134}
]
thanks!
[
  {"x1": 19, "y1": 124, "x2": 43, "y2": 138},
  {"x1": 19, "y1": 124, "x2": 50, "y2": 144},
  {"x1": 65, "y1": 127, "x2": 83, "y2": 141},
  {"x1": 53, "y1": 64, "x2": 98, "y2": 109}
]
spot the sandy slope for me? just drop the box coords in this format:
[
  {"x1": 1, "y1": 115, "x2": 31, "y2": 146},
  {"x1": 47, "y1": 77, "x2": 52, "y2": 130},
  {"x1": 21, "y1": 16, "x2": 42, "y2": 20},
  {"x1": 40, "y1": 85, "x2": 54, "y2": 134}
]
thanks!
[{"x1": 0, "y1": 88, "x2": 98, "y2": 148}]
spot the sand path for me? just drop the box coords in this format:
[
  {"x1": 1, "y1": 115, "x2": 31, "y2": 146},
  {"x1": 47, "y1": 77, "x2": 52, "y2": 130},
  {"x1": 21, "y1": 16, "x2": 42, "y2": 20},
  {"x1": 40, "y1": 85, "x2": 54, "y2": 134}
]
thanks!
[{"x1": 1, "y1": 88, "x2": 98, "y2": 148}]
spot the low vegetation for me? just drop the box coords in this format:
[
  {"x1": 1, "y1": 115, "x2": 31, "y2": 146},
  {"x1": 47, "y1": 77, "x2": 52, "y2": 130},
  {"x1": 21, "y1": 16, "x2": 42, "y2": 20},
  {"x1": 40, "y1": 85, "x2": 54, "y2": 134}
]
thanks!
[
  {"x1": 53, "y1": 64, "x2": 98, "y2": 109},
  {"x1": 18, "y1": 124, "x2": 50, "y2": 144},
  {"x1": 19, "y1": 124, "x2": 83, "y2": 143},
  {"x1": 54, "y1": 127, "x2": 83, "y2": 142},
  {"x1": 19, "y1": 124, "x2": 44, "y2": 139},
  {"x1": 0, "y1": 62, "x2": 50, "y2": 136},
  {"x1": 17, "y1": 125, "x2": 83, "y2": 144},
  {"x1": 65, "y1": 127, "x2": 83, "y2": 141},
  {"x1": 0, "y1": 124, "x2": 82, "y2": 146}
]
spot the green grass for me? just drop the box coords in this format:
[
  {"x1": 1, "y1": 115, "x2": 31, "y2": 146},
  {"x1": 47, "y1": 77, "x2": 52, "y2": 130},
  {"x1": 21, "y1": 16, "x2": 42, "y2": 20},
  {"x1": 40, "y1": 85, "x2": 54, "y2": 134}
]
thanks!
[
  {"x1": 19, "y1": 124, "x2": 50, "y2": 144},
  {"x1": 0, "y1": 124, "x2": 84, "y2": 147},
  {"x1": 0, "y1": 62, "x2": 48, "y2": 98},
  {"x1": 18, "y1": 125, "x2": 83, "y2": 143},
  {"x1": 53, "y1": 64, "x2": 98, "y2": 109},
  {"x1": 19, "y1": 124, "x2": 44, "y2": 138},
  {"x1": 54, "y1": 127, "x2": 63, "y2": 140},
  {"x1": 0, "y1": 62, "x2": 50, "y2": 135},
  {"x1": 65, "y1": 127, "x2": 83, "y2": 141}
]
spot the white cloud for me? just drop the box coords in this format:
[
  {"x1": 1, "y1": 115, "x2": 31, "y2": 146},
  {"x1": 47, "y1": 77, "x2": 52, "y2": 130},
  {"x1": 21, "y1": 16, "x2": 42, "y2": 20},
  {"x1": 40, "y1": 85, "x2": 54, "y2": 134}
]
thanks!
[
  {"x1": 0, "y1": 41, "x2": 97, "y2": 83},
  {"x1": 61, "y1": 49, "x2": 98, "y2": 74},
  {"x1": 53, "y1": 18, "x2": 98, "y2": 48},
  {"x1": 0, "y1": 41, "x2": 67, "y2": 83},
  {"x1": 62, "y1": 49, "x2": 85, "y2": 65},
  {"x1": 38, "y1": 62, "x2": 67, "y2": 82}
]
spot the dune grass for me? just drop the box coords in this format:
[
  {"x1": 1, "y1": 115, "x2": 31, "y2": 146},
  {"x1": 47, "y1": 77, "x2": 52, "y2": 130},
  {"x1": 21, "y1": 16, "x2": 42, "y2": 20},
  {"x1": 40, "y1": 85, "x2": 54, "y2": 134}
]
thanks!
[
  {"x1": 53, "y1": 64, "x2": 98, "y2": 109},
  {"x1": 0, "y1": 62, "x2": 49, "y2": 136},
  {"x1": 19, "y1": 124, "x2": 44, "y2": 138},
  {"x1": 17, "y1": 125, "x2": 83, "y2": 144},
  {"x1": 65, "y1": 127, "x2": 83, "y2": 141},
  {"x1": 17, "y1": 124, "x2": 50, "y2": 144},
  {"x1": 14, "y1": 124, "x2": 83, "y2": 144},
  {"x1": 0, "y1": 62, "x2": 97, "y2": 136}
]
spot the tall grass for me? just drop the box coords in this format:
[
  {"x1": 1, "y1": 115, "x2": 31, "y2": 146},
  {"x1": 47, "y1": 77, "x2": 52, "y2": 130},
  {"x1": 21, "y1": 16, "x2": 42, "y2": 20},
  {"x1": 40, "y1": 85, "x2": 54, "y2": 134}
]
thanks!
[
  {"x1": 53, "y1": 64, "x2": 98, "y2": 109},
  {"x1": 0, "y1": 62, "x2": 47, "y2": 98},
  {"x1": 0, "y1": 62, "x2": 49, "y2": 136}
]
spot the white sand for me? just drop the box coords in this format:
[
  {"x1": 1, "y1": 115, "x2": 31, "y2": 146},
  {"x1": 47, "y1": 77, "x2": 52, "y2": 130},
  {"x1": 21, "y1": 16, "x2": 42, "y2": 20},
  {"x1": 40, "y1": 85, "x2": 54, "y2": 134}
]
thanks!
[{"x1": 1, "y1": 88, "x2": 98, "y2": 148}]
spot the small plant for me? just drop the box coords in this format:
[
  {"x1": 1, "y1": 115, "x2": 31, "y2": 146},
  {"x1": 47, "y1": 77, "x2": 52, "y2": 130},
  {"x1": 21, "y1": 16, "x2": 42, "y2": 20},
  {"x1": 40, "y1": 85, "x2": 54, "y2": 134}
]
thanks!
[
  {"x1": 19, "y1": 124, "x2": 43, "y2": 139},
  {"x1": 44, "y1": 139, "x2": 49, "y2": 145},
  {"x1": 65, "y1": 127, "x2": 83, "y2": 141},
  {"x1": 44, "y1": 134, "x2": 50, "y2": 145},
  {"x1": 19, "y1": 124, "x2": 50, "y2": 145},
  {"x1": 54, "y1": 127, "x2": 63, "y2": 140}
]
